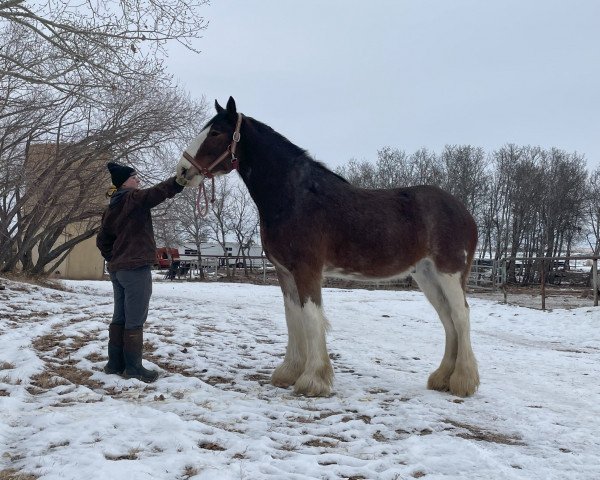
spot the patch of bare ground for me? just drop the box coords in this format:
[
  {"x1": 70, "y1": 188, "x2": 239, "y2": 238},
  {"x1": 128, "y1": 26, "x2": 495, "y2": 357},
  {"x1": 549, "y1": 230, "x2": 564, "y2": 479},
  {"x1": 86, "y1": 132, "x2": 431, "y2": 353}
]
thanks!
[
  {"x1": 31, "y1": 334, "x2": 68, "y2": 352},
  {"x1": 0, "y1": 469, "x2": 38, "y2": 480},
  {"x1": 85, "y1": 352, "x2": 104, "y2": 363},
  {"x1": 28, "y1": 362, "x2": 103, "y2": 394},
  {"x1": 0, "y1": 273, "x2": 68, "y2": 291},
  {"x1": 182, "y1": 466, "x2": 199, "y2": 479},
  {"x1": 104, "y1": 449, "x2": 140, "y2": 461},
  {"x1": 143, "y1": 355, "x2": 196, "y2": 377},
  {"x1": 243, "y1": 373, "x2": 270, "y2": 384},
  {"x1": 445, "y1": 419, "x2": 525, "y2": 445},
  {"x1": 303, "y1": 438, "x2": 337, "y2": 448},
  {"x1": 395, "y1": 428, "x2": 434, "y2": 437},
  {"x1": 198, "y1": 441, "x2": 226, "y2": 451}
]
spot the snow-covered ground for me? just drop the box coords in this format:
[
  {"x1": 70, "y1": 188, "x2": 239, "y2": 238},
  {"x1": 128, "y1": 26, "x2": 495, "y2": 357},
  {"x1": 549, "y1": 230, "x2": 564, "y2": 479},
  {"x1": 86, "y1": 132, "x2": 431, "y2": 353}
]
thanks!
[{"x1": 1, "y1": 277, "x2": 599, "y2": 480}]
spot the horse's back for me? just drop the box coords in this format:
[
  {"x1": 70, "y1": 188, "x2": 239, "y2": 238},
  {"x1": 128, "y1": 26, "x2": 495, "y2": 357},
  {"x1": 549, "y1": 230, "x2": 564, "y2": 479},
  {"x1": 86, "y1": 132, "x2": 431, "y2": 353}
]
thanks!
[{"x1": 309, "y1": 183, "x2": 477, "y2": 279}]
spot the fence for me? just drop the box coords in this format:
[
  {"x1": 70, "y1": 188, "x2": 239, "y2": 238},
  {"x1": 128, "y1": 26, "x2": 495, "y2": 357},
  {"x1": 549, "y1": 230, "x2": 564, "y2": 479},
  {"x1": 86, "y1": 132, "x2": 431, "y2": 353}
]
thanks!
[
  {"x1": 162, "y1": 253, "x2": 599, "y2": 309},
  {"x1": 164, "y1": 255, "x2": 273, "y2": 282},
  {"x1": 470, "y1": 256, "x2": 599, "y2": 309}
]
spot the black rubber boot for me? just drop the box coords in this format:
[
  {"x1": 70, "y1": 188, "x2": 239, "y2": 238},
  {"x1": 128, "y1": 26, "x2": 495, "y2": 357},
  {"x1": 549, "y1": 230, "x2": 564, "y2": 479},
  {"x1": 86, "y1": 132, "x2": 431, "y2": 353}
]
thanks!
[
  {"x1": 122, "y1": 327, "x2": 159, "y2": 383},
  {"x1": 103, "y1": 324, "x2": 125, "y2": 374}
]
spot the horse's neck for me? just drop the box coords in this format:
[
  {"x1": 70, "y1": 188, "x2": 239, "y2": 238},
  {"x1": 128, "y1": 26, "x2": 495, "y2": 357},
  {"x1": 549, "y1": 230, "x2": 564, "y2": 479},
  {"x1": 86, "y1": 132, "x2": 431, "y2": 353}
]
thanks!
[{"x1": 238, "y1": 120, "x2": 306, "y2": 214}]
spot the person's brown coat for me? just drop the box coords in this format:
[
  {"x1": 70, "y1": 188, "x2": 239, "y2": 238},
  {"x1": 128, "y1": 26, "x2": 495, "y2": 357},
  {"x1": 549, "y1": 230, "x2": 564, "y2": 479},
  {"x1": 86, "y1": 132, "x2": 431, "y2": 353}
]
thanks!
[{"x1": 96, "y1": 177, "x2": 183, "y2": 272}]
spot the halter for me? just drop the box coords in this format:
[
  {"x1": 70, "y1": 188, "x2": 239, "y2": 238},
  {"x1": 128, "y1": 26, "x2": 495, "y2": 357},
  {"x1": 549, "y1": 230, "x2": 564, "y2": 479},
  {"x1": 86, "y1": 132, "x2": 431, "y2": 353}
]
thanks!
[{"x1": 182, "y1": 113, "x2": 243, "y2": 179}]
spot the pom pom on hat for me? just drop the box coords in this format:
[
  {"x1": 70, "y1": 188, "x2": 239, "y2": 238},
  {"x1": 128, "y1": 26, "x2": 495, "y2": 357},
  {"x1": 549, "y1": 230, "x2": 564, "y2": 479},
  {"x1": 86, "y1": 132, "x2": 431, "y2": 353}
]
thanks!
[{"x1": 107, "y1": 162, "x2": 136, "y2": 188}]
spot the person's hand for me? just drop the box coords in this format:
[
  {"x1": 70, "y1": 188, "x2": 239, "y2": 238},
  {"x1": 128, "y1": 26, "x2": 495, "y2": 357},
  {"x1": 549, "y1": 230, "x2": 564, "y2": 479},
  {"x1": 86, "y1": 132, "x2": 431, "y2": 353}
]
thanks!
[
  {"x1": 176, "y1": 157, "x2": 204, "y2": 187},
  {"x1": 176, "y1": 166, "x2": 190, "y2": 187}
]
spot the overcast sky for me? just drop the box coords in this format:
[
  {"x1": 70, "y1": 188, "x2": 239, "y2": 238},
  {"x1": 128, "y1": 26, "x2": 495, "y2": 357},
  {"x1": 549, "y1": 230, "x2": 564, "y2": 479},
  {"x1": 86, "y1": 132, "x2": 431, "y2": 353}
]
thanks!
[{"x1": 166, "y1": 0, "x2": 600, "y2": 172}]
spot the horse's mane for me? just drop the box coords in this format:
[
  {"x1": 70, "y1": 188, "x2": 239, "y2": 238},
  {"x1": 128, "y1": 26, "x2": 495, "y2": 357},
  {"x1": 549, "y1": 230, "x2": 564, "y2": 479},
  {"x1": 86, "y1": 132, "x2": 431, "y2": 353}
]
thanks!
[{"x1": 248, "y1": 116, "x2": 350, "y2": 185}]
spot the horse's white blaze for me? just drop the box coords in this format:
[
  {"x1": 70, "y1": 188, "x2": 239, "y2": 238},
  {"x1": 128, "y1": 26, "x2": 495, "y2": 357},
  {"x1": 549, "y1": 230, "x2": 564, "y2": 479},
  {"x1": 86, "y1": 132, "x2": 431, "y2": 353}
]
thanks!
[{"x1": 176, "y1": 127, "x2": 209, "y2": 187}]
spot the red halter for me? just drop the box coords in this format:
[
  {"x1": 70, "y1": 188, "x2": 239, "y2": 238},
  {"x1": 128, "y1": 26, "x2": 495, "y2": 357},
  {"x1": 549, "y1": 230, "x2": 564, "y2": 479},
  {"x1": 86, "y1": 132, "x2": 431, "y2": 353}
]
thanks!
[
  {"x1": 182, "y1": 113, "x2": 243, "y2": 178},
  {"x1": 184, "y1": 113, "x2": 243, "y2": 217}
]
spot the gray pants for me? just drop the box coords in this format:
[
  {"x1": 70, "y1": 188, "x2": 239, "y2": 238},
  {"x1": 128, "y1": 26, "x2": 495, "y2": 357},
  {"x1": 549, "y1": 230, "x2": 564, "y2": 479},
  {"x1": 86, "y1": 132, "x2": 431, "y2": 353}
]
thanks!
[{"x1": 110, "y1": 266, "x2": 152, "y2": 329}]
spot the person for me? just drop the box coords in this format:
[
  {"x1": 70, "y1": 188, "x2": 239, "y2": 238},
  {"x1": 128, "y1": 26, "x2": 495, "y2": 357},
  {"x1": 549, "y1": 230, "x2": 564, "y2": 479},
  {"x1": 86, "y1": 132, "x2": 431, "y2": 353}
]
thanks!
[{"x1": 96, "y1": 162, "x2": 190, "y2": 382}]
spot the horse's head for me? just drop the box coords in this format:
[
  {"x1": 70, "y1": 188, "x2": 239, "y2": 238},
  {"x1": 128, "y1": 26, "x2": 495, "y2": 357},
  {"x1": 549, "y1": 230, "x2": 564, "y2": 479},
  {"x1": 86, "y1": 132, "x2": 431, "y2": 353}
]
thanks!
[{"x1": 178, "y1": 96, "x2": 242, "y2": 186}]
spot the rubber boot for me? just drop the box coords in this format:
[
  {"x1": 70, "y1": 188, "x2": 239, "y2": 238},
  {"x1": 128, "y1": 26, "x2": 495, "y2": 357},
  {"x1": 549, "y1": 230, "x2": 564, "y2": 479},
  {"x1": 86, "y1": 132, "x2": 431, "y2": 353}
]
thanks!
[
  {"x1": 103, "y1": 323, "x2": 125, "y2": 374},
  {"x1": 122, "y1": 327, "x2": 159, "y2": 383}
]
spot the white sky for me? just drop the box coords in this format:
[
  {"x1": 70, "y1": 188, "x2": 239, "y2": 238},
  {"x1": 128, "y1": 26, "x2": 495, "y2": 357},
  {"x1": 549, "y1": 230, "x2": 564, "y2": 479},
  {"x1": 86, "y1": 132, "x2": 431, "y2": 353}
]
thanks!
[{"x1": 167, "y1": 0, "x2": 600, "y2": 172}]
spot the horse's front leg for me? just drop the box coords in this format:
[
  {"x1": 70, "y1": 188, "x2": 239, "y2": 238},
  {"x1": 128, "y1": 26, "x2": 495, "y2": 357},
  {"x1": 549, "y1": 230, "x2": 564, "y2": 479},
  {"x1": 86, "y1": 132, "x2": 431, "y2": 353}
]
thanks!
[
  {"x1": 271, "y1": 265, "x2": 307, "y2": 388},
  {"x1": 271, "y1": 294, "x2": 308, "y2": 388},
  {"x1": 291, "y1": 294, "x2": 334, "y2": 397},
  {"x1": 271, "y1": 264, "x2": 333, "y2": 397}
]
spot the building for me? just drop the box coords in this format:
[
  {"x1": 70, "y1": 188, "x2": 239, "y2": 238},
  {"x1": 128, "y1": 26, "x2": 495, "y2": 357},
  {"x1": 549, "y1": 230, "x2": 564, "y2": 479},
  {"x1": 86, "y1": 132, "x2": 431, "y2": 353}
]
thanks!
[{"x1": 24, "y1": 143, "x2": 107, "y2": 280}]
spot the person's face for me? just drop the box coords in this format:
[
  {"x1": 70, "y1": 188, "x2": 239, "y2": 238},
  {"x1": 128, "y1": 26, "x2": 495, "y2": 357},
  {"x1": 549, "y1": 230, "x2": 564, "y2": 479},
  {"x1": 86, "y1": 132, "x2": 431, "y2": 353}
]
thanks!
[{"x1": 122, "y1": 174, "x2": 140, "y2": 189}]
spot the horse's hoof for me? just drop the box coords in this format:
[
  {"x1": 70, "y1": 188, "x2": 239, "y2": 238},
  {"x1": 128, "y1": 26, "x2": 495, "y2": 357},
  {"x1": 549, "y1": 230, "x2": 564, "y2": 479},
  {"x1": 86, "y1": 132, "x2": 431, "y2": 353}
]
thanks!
[
  {"x1": 448, "y1": 369, "x2": 480, "y2": 397},
  {"x1": 271, "y1": 363, "x2": 302, "y2": 388},
  {"x1": 427, "y1": 369, "x2": 451, "y2": 392},
  {"x1": 293, "y1": 373, "x2": 332, "y2": 397}
]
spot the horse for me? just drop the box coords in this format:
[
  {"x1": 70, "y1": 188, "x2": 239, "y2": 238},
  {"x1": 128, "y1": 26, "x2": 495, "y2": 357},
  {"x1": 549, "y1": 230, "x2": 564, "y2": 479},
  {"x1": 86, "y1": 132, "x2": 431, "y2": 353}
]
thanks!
[{"x1": 177, "y1": 97, "x2": 480, "y2": 398}]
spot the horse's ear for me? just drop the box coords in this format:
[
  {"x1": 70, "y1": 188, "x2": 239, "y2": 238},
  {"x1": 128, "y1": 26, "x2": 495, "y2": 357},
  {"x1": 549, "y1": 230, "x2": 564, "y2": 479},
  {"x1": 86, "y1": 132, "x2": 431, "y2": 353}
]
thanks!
[
  {"x1": 226, "y1": 96, "x2": 237, "y2": 117},
  {"x1": 215, "y1": 99, "x2": 224, "y2": 113}
]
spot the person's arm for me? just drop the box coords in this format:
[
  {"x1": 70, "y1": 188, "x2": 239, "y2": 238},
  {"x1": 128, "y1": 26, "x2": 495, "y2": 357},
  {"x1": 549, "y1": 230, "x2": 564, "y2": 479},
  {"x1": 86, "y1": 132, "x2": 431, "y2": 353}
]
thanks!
[
  {"x1": 96, "y1": 222, "x2": 115, "y2": 261},
  {"x1": 131, "y1": 177, "x2": 184, "y2": 209}
]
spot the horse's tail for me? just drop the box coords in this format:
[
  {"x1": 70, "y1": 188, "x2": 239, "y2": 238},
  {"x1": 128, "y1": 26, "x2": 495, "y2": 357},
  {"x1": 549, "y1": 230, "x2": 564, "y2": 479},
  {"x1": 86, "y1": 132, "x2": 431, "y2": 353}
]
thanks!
[{"x1": 461, "y1": 218, "x2": 478, "y2": 292}]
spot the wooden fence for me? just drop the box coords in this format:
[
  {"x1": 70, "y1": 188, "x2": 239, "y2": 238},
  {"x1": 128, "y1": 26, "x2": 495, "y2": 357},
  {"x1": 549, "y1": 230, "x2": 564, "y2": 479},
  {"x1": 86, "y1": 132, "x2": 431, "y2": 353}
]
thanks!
[
  {"x1": 471, "y1": 256, "x2": 599, "y2": 309},
  {"x1": 164, "y1": 253, "x2": 599, "y2": 309}
]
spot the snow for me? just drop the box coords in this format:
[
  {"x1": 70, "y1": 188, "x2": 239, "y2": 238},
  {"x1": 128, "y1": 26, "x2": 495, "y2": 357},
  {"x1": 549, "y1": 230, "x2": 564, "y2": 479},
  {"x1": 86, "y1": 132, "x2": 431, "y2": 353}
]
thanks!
[{"x1": 1, "y1": 277, "x2": 599, "y2": 479}]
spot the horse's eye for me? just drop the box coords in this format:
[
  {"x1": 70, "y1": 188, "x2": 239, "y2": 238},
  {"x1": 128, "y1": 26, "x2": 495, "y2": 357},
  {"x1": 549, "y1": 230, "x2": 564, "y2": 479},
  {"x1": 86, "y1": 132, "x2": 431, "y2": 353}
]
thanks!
[{"x1": 209, "y1": 130, "x2": 221, "y2": 137}]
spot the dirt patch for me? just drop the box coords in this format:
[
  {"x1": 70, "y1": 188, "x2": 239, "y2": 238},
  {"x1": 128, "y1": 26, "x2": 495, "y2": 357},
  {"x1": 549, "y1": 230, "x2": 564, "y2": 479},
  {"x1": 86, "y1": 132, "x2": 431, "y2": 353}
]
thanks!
[
  {"x1": 28, "y1": 362, "x2": 103, "y2": 394},
  {"x1": 0, "y1": 469, "x2": 38, "y2": 480},
  {"x1": 143, "y1": 355, "x2": 196, "y2": 378},
  {"x1": 198, "y1": 441, "x2": 226, "y2": 451},
  {"x1": 32, "y1": 334, "x2": 68, "y2": 352},
  {"x1": 104, "y1": 450, "x2": 139, "y2": 461},
  {"x1": 445, "y1": 419, "x2": 525, "y2": 446},
  {"x1": 0, "y1": 273, "x2": 68, "y2": 291},
  {"x1": 303, "y1": 438, "x2": 337, "y2": 448}
]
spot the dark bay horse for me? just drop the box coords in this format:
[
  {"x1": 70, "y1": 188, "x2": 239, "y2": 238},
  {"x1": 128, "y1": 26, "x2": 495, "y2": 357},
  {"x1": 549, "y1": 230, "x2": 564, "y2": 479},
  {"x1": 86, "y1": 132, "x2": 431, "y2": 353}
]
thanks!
[{"x1": 178, "y1": 97, "x2": 479, "y2": 397}]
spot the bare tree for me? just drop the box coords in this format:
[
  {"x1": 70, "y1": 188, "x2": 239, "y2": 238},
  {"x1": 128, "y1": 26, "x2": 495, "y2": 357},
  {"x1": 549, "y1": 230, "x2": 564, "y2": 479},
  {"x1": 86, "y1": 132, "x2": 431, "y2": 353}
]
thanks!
[
  {"x1": 0, "y1": 0, "x2": 208, "y2": 97},
  {"x1": 0, "y1": 79, "x2": 206, "y2": 274},
  {"x1": 206, "y1": 176, "x2": 235, "y2": 277},
  {"x1": 586, "y1": 167, "x2": 600, "y2": 255},
  {"x1": 335, "y1": 158, "x2": 377, "y2": 188},
  {"x1": 227, "y1": 183, "x2": 259, "y2": 276},
  {"x1": 171, "y1": 186, "x2": 211, "y2": 279}
]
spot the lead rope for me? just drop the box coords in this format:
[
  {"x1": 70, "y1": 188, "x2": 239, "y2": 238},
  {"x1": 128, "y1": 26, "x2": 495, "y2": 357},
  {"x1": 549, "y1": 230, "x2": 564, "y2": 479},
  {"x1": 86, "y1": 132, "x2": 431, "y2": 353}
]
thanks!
[
  {"x1": 196, "y1": 177, "x2": 216, "y2": 217},
  {"x1": 191, "y1": 113, "x2": 243, "y2": 217}
]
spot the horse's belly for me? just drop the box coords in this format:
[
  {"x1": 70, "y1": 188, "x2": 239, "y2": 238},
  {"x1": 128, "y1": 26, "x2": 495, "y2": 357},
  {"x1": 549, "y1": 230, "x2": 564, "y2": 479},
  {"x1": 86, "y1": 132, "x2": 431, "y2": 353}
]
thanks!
[{"x1": 322, "y1": 265, "x2": 415, "y2": 282}]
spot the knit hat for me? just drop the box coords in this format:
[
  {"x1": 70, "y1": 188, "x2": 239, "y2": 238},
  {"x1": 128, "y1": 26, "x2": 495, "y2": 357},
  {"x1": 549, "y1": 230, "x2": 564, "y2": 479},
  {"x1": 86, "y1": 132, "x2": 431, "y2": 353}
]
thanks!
[{"x1": 107, "y1": 162, "x2": 136, "y2": 188}]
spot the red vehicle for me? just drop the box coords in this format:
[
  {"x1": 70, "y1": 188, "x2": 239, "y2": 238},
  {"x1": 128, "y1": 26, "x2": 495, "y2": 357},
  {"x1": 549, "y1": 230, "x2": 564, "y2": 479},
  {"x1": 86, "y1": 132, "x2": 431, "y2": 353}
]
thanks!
[{"x1": 155, "y1": 247, "x2": 180, "y2": 268}]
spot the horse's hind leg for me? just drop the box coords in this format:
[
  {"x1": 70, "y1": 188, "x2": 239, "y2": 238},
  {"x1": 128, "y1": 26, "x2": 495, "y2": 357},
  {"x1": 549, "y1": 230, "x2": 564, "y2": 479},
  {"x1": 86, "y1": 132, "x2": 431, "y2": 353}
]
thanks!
[
  {"x1": 413, "y1": 259, "x2": 479, "y2": 396},
  {"x1": 412, "y1": 263, "x2": 458, "y2": 392},
  {"x1": 438, "y1": 272, "x2": 479, "y2": 397}
]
